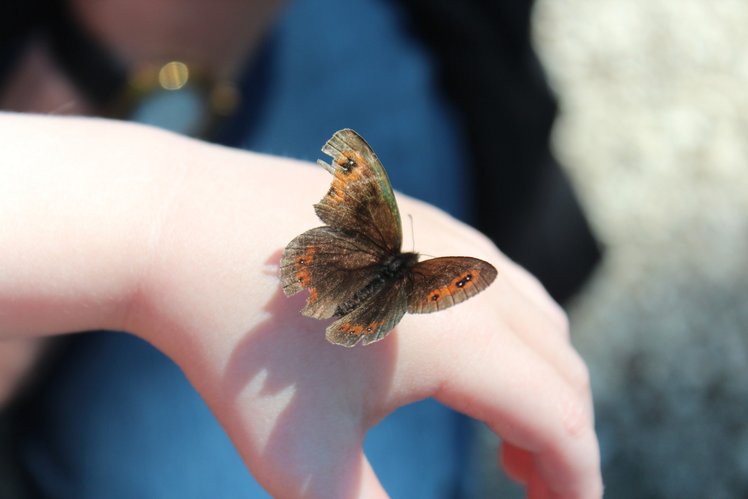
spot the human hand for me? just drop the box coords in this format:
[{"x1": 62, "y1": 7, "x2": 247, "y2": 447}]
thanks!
[
  {"x1": 0, "y1": 114, "x2": 601, "y2": 498},
  {"x1": 128, "y1": 136, "x2": 602, "y2": 498}
]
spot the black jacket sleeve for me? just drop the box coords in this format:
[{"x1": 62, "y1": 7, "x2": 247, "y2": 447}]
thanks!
[{"x1": 401, "y1": 0, "x2": 601, "y2": 303}]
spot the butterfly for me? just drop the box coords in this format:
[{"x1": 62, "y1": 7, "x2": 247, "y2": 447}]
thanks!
[{"x1": 280, "y1": 129, "x2": 497, "y2": 347}]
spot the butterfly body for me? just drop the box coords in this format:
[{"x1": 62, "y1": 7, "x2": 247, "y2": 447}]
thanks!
[
  {"x1": 281, "y1": 129, "x2": 497, "y2": 347},
  {"x1": 333, "y1": 251, "x2": 419, "y2": 318}
]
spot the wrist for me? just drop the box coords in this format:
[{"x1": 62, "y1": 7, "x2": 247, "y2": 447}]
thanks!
[{"x1": 0, "y1": 114, "x2": 202, "y2": 338}]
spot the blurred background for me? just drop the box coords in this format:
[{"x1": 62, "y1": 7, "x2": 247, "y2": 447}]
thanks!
[{"x1": 478, "y1": 1, "x2": 748, "y2": 497}]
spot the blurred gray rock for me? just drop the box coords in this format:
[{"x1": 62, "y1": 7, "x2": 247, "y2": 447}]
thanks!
[{"x1": 478, "y1": 1, "x2": 748, "y2": 497}]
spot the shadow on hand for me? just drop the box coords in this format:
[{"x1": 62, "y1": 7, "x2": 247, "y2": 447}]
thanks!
[{"x1": 222, "y1": 250, "x2": 398, "y2": 497}]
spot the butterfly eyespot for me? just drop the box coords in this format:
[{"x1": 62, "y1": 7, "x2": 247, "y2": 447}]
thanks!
[
  {"x1": 340, "y1": 157, "x2": 356, "y2": 173},
  {"x1": 431, "y1": 293, "x2": 440, "y2": 301},
  {"x1": 455, "y1": 273, "x2": 473, "y2": 288}
]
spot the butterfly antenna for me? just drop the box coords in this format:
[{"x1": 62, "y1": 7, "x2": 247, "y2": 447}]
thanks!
[
  {"x1": 407, "y1": 214, "x2": 436, "y2": 258},
  {"x1": 407, "y1": 213, "x2": 416, "y2": 252}
]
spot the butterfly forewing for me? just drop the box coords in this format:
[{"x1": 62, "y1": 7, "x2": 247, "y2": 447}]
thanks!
[
  {"x1": 313, "y1": 129, "x2": 402, "y2": 253},
  {"x1": 407, "y1": 257, "x2": 498, "y2": 314},
  {"x1": 280, "y1": 226, "x2": 384, "y2": 319}
]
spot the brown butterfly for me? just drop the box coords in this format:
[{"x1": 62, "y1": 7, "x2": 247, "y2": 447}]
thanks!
[{"x1": 280, "y1": 129, "x2": 497, "y2": 347}]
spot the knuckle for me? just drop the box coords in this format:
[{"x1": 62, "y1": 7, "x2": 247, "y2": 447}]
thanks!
[{"x1": 569, "y1": 354, "x2": 592, "y2": 394}]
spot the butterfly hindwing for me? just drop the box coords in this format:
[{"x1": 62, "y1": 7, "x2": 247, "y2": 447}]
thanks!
[
  {"x1": 314, "y1": 129, "x2": 402, "y2": 253},
  {"x1": 326, "y1": 276, "x2": 409, "y2": 347},
  {"x1": 407, "y1": 257, "x2": 498, "y2": 314},
  {"x1": 280, "y1": 226, "x2": 384, "y2": 319}
]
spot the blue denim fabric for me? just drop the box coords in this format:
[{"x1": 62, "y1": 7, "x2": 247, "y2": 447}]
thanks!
[{"x1": 20, "y1": 0, "x2": 476, "y2": 497}]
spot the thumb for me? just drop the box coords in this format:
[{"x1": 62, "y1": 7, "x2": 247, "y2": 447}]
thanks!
[{"x1": 223, "y1": 407, "x2": 389, "y2": 499}]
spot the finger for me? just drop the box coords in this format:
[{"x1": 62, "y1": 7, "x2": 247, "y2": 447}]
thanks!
[
  {"x1": 528, "y1": 465, "x2": 552, "y2": 499},
  {"x1": 355, "y1": 454, "x2": 390, "y2": 499},
  {"x1": 433, "y1": 329, "x2": 602, "y2": 498},
  {"x1": 0, "y1": 337, "x2": 45, "y2": 406},
  {"x1": 233, "y1": 423, "x2": 389, "y2": 499},
  {"x1": 495, "y1": 274, "x2": 591, "y2": 396},
  {"x1": 217, "y1": 380, "x2": 390, "y2": 499},
  {"x1": 434, "y1": 214, "x2": 568, "y2": 334},
  {"x1": 409, "y1": 203, "x2": 568, "y2": 333},
  {"x1": 497, "y1": 256, "x2": 569, "y2": 333},
  {"x1": 501, "y1": 441, "x2": 533, "y2": 483}
]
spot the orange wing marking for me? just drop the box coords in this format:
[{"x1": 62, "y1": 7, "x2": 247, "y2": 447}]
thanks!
[
  {"x1": 294, "y1": 246, "x2": 316, "y2": 287},
  {"x1": 430, "y1": 270, "x2": 482, "y2": 303},
  {"x1": 330, "y1": 151, "x2": 367, "y2": 193},
  {"x1": 339, "y1": 320, "x2": 384, "y2": 336}
]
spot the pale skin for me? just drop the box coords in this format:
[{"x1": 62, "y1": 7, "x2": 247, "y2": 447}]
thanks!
[{"x1": 0, "y1": 113, "x2": 601, "y2": 498}]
